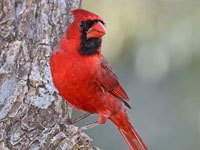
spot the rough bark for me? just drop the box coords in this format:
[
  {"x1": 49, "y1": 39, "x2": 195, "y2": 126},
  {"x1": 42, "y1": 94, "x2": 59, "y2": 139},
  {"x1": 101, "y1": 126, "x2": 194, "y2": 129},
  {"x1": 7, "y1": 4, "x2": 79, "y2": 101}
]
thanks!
[{"x1": 0, "y1": 0, "x2": 99, "y2": 149}]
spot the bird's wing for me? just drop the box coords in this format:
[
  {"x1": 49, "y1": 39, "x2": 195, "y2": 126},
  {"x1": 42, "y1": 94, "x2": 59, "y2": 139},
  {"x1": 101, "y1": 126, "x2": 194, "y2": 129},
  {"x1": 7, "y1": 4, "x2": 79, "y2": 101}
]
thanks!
[{"x1": 96, "y1": 56, "x2": 131, "y2": 108}]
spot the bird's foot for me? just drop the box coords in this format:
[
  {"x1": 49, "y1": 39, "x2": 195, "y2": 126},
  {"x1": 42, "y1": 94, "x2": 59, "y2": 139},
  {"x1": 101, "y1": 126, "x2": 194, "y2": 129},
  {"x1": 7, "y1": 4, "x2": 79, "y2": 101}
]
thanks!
[
  {"x1": 68, "y1": 112, "x2": 92, "y2": 124},
  {"x1": 80, "y1": 121, "x2": 99, "y2": 130},
  {"x1": 80, "y1": 115, "x2": 108, "y2": 130}
]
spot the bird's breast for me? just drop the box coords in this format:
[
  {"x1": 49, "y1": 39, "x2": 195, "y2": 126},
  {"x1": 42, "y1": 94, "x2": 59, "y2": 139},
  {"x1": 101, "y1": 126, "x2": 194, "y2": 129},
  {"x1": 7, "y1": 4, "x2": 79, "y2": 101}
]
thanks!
[{"x1": 50, "y1": 49, "x2": 101, "y2": 101}]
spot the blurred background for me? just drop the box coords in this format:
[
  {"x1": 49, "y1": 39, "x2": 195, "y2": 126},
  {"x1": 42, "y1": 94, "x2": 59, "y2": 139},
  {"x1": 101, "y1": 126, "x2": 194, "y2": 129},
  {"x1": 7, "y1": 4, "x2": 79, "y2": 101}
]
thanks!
[{"x1": 74, "y1": 0, "x2": 200, "y2": 149}]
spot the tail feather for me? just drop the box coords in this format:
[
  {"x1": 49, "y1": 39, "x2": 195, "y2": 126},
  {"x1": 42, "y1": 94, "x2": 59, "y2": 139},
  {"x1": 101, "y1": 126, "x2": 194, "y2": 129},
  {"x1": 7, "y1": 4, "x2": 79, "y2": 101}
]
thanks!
[
  {"x1": 118, "y1": 127, "x2": 147, "y2": 150},
  {"x1": 109, "y1": 108, "x2": 147, "y2": 150}
]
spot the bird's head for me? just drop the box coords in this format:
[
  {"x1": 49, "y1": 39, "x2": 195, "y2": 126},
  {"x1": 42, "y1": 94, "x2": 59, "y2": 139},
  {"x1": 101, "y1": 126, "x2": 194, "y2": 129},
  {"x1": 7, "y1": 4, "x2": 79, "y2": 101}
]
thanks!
[{"x1": 66, "y1": 9, "x2": 106, "y2": 55}]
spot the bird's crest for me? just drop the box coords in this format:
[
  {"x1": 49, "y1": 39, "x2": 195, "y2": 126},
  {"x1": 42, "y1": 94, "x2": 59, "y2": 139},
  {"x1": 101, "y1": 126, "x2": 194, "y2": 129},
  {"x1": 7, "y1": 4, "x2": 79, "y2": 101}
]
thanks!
[{"x1": 71, "y1": 9, "x2": 103, "y2": 21}]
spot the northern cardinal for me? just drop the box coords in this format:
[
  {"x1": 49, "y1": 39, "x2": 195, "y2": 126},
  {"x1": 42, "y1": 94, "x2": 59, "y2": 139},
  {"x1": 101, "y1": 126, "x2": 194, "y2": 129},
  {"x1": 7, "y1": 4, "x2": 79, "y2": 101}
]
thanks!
[{"x1": 50, "y1": 9, "x2": 147, "y2": 150}]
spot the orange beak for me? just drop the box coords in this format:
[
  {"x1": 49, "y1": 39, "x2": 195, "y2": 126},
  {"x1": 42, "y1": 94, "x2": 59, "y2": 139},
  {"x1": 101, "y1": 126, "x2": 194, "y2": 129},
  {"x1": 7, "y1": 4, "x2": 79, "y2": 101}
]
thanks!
[{"x1": 87, "y1": 22, "x2": 106, "y2": 39}]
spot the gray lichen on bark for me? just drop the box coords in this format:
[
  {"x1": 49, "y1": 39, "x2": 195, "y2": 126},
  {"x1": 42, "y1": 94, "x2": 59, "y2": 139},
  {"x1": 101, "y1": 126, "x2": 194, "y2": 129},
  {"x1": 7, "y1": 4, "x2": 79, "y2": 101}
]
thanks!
[{"x1": 0, "y1": 0, "x2": 99, "y2": 149}]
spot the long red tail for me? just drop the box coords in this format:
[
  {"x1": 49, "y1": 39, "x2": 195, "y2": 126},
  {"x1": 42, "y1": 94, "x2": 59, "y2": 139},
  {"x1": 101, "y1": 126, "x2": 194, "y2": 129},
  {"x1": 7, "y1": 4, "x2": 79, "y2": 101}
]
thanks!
[{"x1": 109, "y1": 108, "x2": 147, "y2": 150}]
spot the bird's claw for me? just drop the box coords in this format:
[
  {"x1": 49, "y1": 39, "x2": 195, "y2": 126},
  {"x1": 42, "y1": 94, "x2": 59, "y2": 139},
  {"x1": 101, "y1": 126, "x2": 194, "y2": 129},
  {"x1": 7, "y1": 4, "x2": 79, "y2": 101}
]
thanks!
[{"x1": 80, "y1": 121, "x2": 99, "y2": 131}]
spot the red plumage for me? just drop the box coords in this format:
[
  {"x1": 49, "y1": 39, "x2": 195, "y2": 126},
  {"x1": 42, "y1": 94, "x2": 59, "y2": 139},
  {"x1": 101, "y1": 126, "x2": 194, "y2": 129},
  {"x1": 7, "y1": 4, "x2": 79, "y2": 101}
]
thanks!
[{"x1": 50, "y1": 8, "x2": 147, "y2": 150}]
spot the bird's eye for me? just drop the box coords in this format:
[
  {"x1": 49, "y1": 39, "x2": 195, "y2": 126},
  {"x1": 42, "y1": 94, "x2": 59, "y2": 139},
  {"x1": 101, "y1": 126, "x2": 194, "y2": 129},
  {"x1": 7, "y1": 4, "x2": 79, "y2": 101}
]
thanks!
[{"x1": 79, "y1": 21, "x2": 86, "y2": 28}]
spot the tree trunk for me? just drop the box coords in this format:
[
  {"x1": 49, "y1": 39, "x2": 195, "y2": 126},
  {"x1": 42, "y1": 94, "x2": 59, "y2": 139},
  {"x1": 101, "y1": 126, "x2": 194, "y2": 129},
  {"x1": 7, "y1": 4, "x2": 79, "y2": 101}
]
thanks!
[{"x1": 0, "y1": 0, "x2": 99, "y2": 149}]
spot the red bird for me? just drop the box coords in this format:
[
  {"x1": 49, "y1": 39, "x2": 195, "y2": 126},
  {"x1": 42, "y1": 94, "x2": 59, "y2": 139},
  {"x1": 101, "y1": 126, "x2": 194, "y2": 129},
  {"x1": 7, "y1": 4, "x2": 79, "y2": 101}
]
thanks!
[{"x1": 50, "y1": 9, "x2": 147, "y2": 150}]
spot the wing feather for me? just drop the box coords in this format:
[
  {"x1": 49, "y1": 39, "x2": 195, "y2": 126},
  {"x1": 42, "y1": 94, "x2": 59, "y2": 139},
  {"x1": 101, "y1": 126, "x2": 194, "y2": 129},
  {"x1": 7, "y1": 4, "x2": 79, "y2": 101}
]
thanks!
[{"x1": 96, "y1": 57, "x2": 131, "y2": 108}]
